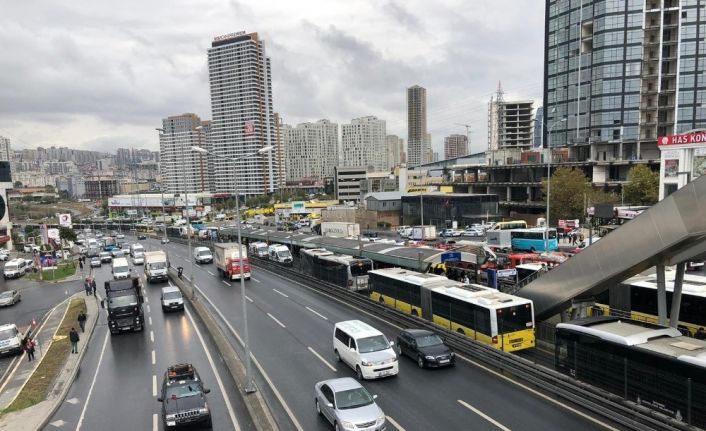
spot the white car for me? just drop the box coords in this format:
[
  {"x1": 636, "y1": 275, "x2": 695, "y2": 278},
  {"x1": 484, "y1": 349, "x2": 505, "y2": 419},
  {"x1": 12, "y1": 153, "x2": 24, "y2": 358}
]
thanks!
[
  {"x1": 0, "y1": 251, "x2": 9, "y2": 261},
  {"x1": 133, "y1": 252, "x2": 145, "y2": 265},
  {"x1": 116, "y1": 233, "x2": 125, "y2": 239},
  {"x1": 0, "y1": 290, "x2": 21, "y2": 307}
]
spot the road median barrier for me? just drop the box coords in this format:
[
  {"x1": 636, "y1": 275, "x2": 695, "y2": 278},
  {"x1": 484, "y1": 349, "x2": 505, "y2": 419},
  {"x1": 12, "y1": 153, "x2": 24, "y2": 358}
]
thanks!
[{"x1": 168, "y1": 267, "x2": 278, "y2": 431}]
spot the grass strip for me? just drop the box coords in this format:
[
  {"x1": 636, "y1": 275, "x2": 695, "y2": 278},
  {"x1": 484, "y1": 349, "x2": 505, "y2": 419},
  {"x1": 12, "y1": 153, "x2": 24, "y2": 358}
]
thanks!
[
  {"x1": 2, "y1": 297, "x2": 86, "y2": 413},
  {"x1": 26, "y1": 262, "x2": 77, "y2": 281}
]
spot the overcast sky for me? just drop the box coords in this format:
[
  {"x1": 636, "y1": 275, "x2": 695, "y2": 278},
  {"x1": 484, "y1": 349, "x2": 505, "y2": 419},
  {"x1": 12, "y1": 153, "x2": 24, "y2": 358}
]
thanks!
[{"x1": 0, "y1": 1, "x2": 544, "y2": 156}]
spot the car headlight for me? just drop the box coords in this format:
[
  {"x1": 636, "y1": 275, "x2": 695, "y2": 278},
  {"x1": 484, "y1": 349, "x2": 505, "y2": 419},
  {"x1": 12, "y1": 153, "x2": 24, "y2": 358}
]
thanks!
[
  {"x1": 198, "y1": 403, "x2": 209, "y2": 414},
  {"x1": 341, "y1": 421, "x2": 356, "y2": 430},
  {"x1": 425, "y1": 355, "x2": 435, "y2": 360},
  {"x1": 361, "y1": 359, "x2": 371, "y2": 366},
  {"x1": 376, "y1": 413, "x2": 386, "y2": 426}
]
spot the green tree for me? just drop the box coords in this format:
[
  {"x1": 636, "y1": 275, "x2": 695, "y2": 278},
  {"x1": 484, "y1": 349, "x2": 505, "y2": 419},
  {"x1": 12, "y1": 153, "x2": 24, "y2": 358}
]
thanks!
[
  {"x1": 13, "y1": 181, "x2": 22, "y2": 188},
  {"x1": 622, "y1": 164, "x2": 659, "y2": 205},
  {"x1": 44, "y1": 184, "x2": 55, "y2": 193},
  {"x1": 542, "y1": 167, "x2": 593, "y2": 224},
  {"x1": 59, "y1": 226, "x2": 77, "y2": 243}
]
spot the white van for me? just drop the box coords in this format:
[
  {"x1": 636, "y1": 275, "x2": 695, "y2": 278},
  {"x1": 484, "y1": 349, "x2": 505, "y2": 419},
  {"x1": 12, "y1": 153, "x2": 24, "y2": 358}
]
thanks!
[
  {"x1": 215, "y1": 213, "x2": 226, "y2": 221},
  {"x1": 268, "y1": 244, "x2": 293, "y2": 265},
  {"x1": 333, "y1": 320, "x2": 398, "y2": 380},
  {"x1": 160, "y1": 285, "x2": 184, "y2": 312},
  {"x1": 193, "y1": 247, "x2": 213, "y2": 264},
  {"x1": 0, "y1": 323, "x2": 24, "y2": 356},
  {"x1": 3, "y1": 259, "x2": 27, "y2": 279},
  {"x1": 112, "y1": 257, "x2": 131, "y2": 280},
  {"x1": 248, "y1": 242, "x2": 269, "y2": 258},
  {"x1": 129, "y1": 243, "x2": 145, "y2": 257}
]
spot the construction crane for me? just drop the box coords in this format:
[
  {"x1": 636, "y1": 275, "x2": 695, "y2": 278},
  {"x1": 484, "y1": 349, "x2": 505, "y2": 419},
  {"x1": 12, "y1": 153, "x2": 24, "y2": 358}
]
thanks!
[{"x1": 454, "y1": 123, "x2": 473, "y2": 154}]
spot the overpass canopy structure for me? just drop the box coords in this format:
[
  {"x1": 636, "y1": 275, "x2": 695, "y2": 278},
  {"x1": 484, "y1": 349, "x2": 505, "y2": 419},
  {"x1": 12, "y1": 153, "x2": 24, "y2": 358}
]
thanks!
[
  {"x1": 236, "y1": 228, "x2": 443, "y2": 272},
  {"x1": 518, "y1": 175, "x2": 706, "y2": 321}
]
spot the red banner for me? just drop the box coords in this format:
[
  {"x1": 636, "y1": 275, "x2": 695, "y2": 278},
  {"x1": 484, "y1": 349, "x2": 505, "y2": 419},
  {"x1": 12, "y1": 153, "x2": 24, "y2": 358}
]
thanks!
[{"x1": 658, "y1": 132, "x2": 706, "y2": 146}]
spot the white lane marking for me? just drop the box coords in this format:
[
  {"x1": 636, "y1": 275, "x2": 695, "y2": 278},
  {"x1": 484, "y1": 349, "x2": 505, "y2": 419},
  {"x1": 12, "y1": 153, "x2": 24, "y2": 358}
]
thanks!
[
  {"x1": 386, "y1": 416, "x2": 406, "y2": 431},
  {"x1": 207, "y1": 270, "x2": 215, "y2": 276},
  {"x1": 0, "y1": 355, "x2": 19, "y2": 388},
  {"x1": 222, "y1": 280, "x2": 231, "y2": 286},
  {"x1": 150, "y1": 331, "x2": 154, "y2": 343},
  {"x1": 307, "y1": 347, "x2": 336, "y2": 372},
  {"x1": 185, "y1": 307, "x2": 241, "y2": 431},
  {"x1": 144, "y1": 295, "x2": 148, "y2": 303},
  {"x1": 192, "y1": 284, "x2": 303, "y2": 431},
  {"x1": 75, "y1": 330, "x2": 110, "y2": 431},
  {"x1": 152, "y1": 375, "x2": 157, "y2": 397},
  {"x1": 272, "y1": 288, "x2": 289, "y2": 298},
  {"x1": 305, "y1": 306, "x2": 328, "y2": 321},
  {"x1": 251, "y1": 278, "x2": 260, "y2": 283},
  {"x1": 267, "y1": 313, "x2": 286, "y2": 328},
  {"x1": 455, "y1": 356, "x2": 620, "y2": 431},
  {"x1": 147, "y1": 305, "x2": 151, "y2": 313},
  {"x1": 457, "y1": 400, "x2": 510, "y2": 431},
  {"x1": 153, "y1": 413, "x2": 158, "y2": 431},
  {"x1": 152, "y1": 350, "x2": 156, "y2": 365},
  {"x1": 245, "y1": 295, "x2": 254, "y2": 303},
  {"x1": 148, "y1": 316, "x2": 153, "y2": 326}
]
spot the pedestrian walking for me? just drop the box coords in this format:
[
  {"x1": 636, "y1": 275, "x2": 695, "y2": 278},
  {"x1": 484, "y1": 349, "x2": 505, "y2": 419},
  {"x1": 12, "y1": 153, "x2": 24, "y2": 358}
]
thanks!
[
  {"x1": 78, "y1": 257, "x2": 84, "y2": 272},
  {"x1": 69, "y1": 327, "x2": 80, "y2": 354},
  {"x1": 77, "y1": 311, "x2": 87, "y2": 332},
  {"x1": 84, "y1": 277, "x2": 91, "y2": 296},
  {"x1": 24, "y1": 337, "x2": 36, "y2": 362},
  {"x1": 462, "y1": 273, "x2": 470, "y2": 284},
  {"x1": 91, "y1": 278, "x2": 97, "y2": 297}
]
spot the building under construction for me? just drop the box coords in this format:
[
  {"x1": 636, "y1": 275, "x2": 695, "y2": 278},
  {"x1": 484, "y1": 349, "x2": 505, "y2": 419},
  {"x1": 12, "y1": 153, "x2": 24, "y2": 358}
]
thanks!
[{"x1": 487, "y1": 83, "x2": 536, "y2": 152}]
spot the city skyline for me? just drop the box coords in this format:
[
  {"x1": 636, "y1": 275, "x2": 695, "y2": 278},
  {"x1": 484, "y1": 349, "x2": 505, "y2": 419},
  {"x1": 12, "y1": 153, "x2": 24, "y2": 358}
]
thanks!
[{"x1": 0, "y1": 1, "x2": 544, "y2": 156}]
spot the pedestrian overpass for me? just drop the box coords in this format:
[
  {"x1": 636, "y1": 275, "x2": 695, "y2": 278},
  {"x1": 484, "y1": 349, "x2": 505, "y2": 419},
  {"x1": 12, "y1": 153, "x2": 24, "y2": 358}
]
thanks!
[{"x1": 518, "y1": 175, "x2": 706, "y2": 322}]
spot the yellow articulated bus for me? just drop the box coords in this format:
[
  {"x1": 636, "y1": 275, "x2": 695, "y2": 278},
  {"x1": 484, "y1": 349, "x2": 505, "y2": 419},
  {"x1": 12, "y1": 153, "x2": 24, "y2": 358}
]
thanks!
[
  {"x1": 593, "y1": 272, "x2": 706, "y2": 337},
  {"x1": 368, "y1": 268, "x2": 536, "y2": 352}
]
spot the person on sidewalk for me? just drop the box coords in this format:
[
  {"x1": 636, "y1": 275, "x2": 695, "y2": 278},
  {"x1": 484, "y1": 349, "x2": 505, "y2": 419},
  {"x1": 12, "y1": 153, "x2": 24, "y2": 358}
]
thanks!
[
  {"x1": 69, "y1": 327, "x2": 80, "y2": 354},
  {"x1": 24, "y1": 337, "x2": 36, "y2": 362},
  {"x1": 78, "y1": 258, "x2": 84, "y2": 273},
  {"x1": 91, "y1": 278, "x2": 97, "y2": 297},
  {"x1": 77, "y1": 311, "x2": 87, "y2": 332},
  {"x1": 84, "y1": 277, "x2": 91, "y2": 296}
]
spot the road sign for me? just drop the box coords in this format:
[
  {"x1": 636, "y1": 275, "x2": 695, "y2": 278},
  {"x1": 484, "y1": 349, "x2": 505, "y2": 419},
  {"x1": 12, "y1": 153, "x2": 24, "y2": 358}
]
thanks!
[
  {"x1": 59, "y1": 213, "x2": 72, "y2": 226},
  {"x1": 440, "y1": 252, "x2": 461, "y2": 263},
  {"x1": 497, "y1": 268, "x2": 517, "y2": 277}
]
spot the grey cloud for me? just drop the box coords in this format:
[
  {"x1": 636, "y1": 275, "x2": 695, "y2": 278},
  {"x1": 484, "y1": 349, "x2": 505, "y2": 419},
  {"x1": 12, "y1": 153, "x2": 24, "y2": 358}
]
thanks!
[{"x1": 382, "y1": 1, "x2": 424, "y2": 33}]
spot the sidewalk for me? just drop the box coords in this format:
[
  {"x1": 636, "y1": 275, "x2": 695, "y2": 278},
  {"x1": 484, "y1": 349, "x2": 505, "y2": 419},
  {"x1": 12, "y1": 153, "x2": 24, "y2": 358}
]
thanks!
[{"x1": 0, "y1": 292, "x2": 99, "y2": 431}]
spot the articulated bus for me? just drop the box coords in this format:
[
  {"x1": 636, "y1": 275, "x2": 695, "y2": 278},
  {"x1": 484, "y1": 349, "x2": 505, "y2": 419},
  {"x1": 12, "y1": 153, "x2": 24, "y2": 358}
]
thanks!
[
  {"x1": 300, "y1": 248, "x2": 373, "y2": 291},
  {"x1": 488, "y1": 220, "x2": 528, "y2": 231},
  {"x1": 510, "y1": 228, "x2": 558, "y2": 252},
  {"x1": 368, "y1": 268, "x2": 535, "y2": 352},
  {"x1": 556, "y1": 317, "x2": 706, "y2": 427},
  {"x1": 594, "y1": 272, "x2": 706, "y2": 336}
]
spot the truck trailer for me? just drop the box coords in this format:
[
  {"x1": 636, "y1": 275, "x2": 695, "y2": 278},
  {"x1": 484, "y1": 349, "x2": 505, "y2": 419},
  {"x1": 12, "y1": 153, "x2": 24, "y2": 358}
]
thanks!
[{"x1": 213, "y1": 243, "x2": 250, "y2": 281}]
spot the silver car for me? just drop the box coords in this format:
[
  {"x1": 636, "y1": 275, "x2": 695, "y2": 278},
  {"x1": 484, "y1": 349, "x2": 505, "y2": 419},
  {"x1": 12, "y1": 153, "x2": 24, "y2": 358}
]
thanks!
[
  {"x1": 0, "y1": 290, "x2": 20, "y2": 307},
  {"x1": 314, "y1": 377, "x2": 386, "y2": 431}
]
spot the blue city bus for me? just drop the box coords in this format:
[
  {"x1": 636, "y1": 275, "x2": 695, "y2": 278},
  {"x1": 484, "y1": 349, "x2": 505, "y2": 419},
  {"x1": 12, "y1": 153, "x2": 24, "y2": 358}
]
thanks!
[
  {"x1": 510, "y1": 228, "x2": 558, "y2": 252},
  {"x1": 103, "y1": 237, "x2": 117, "y2": 251}
]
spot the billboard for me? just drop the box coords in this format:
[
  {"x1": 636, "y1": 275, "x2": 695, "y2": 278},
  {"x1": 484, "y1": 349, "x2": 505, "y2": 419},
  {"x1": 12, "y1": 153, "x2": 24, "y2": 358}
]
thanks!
[
  {"x1": 658, "y1": 131, "x2": 706, "y2": 146},
  {"x1": 244, "y1": 121, "x2": 255, "y2": 137},
  {"x1": 291, "y1": 201, "x2": 306, "y2": 213},
  {"x1": 59, "y1": 213, "x2": 72, "y2": 227}
]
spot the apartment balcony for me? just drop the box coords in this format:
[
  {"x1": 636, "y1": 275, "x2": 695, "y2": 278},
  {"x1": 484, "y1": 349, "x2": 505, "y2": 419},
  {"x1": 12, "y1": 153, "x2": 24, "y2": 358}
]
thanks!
[{"x1": 640, "y1": 102, "x2": 658, "y2": 111}]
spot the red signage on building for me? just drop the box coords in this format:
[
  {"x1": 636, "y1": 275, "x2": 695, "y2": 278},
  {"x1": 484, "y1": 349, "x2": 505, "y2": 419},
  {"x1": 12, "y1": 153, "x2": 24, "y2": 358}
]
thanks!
[
  {"x1": 658, "y1": 131, "x2": 706, "y2": 146},
  {"x1": 244, "y1": 122, "x2": 254, "y2": 136}
]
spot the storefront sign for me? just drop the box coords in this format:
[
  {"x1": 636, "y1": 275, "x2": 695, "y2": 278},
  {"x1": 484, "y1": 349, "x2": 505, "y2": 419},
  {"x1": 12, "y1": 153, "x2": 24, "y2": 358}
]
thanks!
[{"x1": 658, "y1": 132, "x2": 706, "y2": 146}]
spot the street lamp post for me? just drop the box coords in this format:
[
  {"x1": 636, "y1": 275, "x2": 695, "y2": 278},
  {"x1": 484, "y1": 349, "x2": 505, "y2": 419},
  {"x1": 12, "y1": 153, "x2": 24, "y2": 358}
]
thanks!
[
  {"x1": 191, "y1": 144, "x2": 274, "y2": 394},
  {"x1": 537, "y1": 117, "x2": 567, "y2": 251}
]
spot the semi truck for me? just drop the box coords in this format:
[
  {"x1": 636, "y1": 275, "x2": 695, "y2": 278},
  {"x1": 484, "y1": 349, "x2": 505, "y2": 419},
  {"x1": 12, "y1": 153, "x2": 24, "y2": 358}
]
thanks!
[
  {"x1": 321, "y1": 222, "x2": 360, "y2": 238},
  {"x1": 410, "y1": 225, "x2": 437, "y2": 241},
  {"x1": 104, "y1": 277, "x2": 144, "y2": 334},
  {"x1": 144, "y1": 250, "x2": 169, "y2": 283},
  {"x1": 213, "y1": 243, "x2": 250, "y2": 280}
]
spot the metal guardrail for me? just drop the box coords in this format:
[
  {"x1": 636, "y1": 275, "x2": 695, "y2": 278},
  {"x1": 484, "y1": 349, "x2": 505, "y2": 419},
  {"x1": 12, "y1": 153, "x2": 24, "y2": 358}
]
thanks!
[{"x1": 249, "y1": 256, "x2": 695, "y2": 431}]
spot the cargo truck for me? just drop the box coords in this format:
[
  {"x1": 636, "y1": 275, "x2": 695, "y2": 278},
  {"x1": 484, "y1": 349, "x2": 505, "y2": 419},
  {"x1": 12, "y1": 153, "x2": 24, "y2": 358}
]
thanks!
[
  {"x1": 213, "y1": 243, "x2": 250, "y2": 280},
  {"x1": 104, "y1": 277, "x2": 144, "y2": 334},
  {"x1": 410, "y1": 225, "x2": 437, "y2": 241},
  {"x1": 321, "y1": 222, "x2": 360, "y2": 238},
  {"x1": 144, "y1": 250, "x2": 169, "y2": 283}
]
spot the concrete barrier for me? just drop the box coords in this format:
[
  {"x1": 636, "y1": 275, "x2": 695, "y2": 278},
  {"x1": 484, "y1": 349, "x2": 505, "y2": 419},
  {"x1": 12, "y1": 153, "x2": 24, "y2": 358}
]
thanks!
[{"x1": 168, "y1": 267, "x2": 278, "y2": 431}]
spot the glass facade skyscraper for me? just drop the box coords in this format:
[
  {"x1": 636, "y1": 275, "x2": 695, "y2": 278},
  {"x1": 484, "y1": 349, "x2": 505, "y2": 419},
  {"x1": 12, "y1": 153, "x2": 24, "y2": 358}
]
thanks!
[{"x1": 544, "y1": 0, "x2": 705, "y2": 163}]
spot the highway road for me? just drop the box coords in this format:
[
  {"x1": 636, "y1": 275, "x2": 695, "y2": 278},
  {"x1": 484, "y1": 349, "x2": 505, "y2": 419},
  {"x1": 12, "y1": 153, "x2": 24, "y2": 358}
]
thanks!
[
  {"x1": 153, "y1": 235, "x2": 624, "y2": 431},
  {"x1": 45, "y1": 252, "x2": 251, "y2": 430}
]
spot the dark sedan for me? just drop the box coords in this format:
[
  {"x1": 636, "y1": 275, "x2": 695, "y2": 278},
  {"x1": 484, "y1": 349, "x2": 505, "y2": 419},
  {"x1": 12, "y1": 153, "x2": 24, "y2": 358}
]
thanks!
[
  {"x1": 137, "y1": 234, "x2": 147, "y2": 240},
  {"x1": 396, "y1": 329, "x2": 455, "y2": 368}
]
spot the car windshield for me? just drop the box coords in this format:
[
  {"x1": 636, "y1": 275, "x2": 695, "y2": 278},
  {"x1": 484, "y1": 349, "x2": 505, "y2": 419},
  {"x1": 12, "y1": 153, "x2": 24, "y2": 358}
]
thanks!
[
  {"x1": 163, "y1": 291, "x2": 181, "y2": 300},
  {"x1": 277, "y1": 251, "x2": 290, "y2": 258},
  {"x1": 334, "y1": 387, "x2": 374, "y2": 410},
  {"x1": 108, "y1": 294, "x2": 138, "y2": 308},
  {"x1": 357, "y1": 335, "x2": 390, "y2": 353},
  {"x1": 134, "y1": 253, "x2": 143, "y2": 259},
  {"x1": 114, "y1": 265, "x2": 128, "y2": 273},
  {"x1": 0, "y1": 291, "x2": 13, "y2": 299},
  {"x1": 150, "y1": 262, "x2": 167, "y2": 270},
  {"x1": 414, "y1": 334, "x2": 444, "y2": 348},
  {"x1": 0, "y1": 328, "x2": 15, "y2": 339},
  {"x1": 4, "y1": 264, "x2": 17, "y2": 271},
  {"x1": 165, "y1": 383, "x2": 202, "y2": 399},
  {"x1": 198, "y1": 250, "x2": 211, "y2": 256}
]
